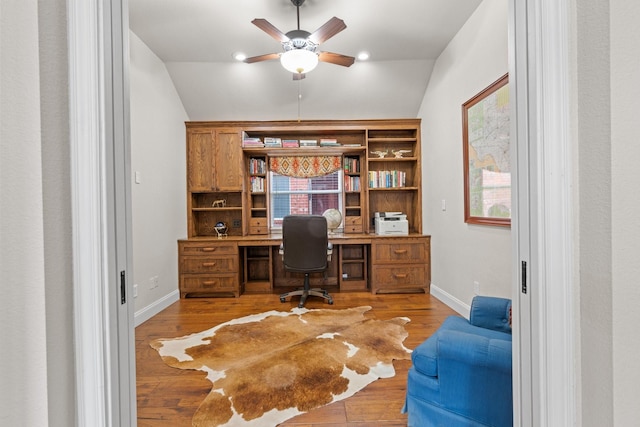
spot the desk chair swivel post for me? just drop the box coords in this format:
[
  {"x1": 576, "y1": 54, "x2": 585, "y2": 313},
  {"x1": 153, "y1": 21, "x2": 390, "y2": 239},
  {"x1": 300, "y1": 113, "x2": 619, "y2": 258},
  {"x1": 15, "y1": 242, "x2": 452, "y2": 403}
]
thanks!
[{"x1": 279, "y1": 215, "x2": 334, "y2": 308}]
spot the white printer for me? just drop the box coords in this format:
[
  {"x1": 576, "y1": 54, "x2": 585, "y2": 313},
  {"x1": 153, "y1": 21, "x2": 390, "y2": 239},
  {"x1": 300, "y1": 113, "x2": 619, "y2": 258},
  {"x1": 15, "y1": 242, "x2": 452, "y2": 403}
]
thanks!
[{"x1": 374, "y1": 212, "x2": 409, "y2": 235}]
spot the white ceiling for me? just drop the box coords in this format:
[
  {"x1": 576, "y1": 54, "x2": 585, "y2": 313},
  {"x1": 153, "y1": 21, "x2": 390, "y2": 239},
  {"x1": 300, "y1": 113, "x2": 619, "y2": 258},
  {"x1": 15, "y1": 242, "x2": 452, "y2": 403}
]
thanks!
[{"x1": 128, "y1": 0, "x2": 482, "y2": 121}]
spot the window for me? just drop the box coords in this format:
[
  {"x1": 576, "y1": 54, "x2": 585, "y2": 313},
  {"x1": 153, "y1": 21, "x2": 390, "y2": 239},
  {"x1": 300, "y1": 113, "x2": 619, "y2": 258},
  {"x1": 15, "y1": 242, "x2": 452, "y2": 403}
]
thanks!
[{"x1": 269, "y1": 169, "x2": 343, "y2": 230}]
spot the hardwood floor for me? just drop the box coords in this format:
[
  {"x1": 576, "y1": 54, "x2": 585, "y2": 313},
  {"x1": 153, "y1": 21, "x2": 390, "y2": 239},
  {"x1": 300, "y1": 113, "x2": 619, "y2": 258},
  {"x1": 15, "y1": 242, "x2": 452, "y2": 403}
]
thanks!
[{"x1": 136, "y1": 292, "x2": 457, "y2": 426}]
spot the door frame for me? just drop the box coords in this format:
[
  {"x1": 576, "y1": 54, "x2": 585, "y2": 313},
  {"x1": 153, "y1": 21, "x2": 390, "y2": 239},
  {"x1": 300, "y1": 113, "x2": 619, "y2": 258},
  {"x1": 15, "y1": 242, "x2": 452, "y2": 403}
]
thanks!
[
  {"x1": 68, "y1": 0, "x2": 136, "y2": 425},
  {"x1": 68, "y1": 0, "x2": 577, "y2": 425}
]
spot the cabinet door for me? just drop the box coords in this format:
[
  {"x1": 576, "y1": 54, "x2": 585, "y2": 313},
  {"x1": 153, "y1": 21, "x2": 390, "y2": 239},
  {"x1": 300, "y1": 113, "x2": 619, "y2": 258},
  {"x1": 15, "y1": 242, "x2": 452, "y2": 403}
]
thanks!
[
  {"x1": 214, "y1": 129, "x2": 243, "y2": 191},
  {"x1": 187, "y1": 130, "x2": 215, "y2": 191}
]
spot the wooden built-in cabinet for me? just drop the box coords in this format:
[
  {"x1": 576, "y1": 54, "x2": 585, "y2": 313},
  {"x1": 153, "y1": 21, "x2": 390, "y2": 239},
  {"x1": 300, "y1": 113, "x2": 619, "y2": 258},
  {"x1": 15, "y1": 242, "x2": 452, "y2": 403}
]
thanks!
[
  {"x1": 180, "y1": 119, "x2": 429, "y2": 297},
  {"x1": 186, "y1": 127, "x2": 244, "y2": 237}
]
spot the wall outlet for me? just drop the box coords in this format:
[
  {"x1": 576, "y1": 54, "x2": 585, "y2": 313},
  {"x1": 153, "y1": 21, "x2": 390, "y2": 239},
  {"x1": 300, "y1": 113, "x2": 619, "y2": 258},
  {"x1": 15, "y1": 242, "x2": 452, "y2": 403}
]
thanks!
[
  {"x1": 149, "y1": 276, "x2": 159, "y2": 289},
  {"x1": 133, "y1": 284, "x2": 138, "y2": 298},
  {"x1": 473, "y1": 281, "x2": 480, "y2": 295}
]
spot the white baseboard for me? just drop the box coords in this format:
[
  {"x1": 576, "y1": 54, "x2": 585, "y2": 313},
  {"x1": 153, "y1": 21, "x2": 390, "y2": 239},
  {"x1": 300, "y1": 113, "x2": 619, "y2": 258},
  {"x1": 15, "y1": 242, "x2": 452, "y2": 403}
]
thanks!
[
  {"x1": 429, "y1": 283, "x2": 471, "y2": 319},
  {"x1": 134, "y1": 290, "x2": 180, "y2": 327}
]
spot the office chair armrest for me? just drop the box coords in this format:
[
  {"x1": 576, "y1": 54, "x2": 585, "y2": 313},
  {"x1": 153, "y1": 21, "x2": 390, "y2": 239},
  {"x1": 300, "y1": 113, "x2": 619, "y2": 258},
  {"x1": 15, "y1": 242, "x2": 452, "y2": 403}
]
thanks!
[{"x1": 327, "y1": 242, "x2": 333, "y2": 261}]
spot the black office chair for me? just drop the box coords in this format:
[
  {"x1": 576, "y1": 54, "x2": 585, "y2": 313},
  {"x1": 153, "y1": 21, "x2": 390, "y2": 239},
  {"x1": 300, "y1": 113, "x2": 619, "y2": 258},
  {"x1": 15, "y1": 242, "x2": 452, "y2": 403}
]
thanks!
[{"x1": 279, "y1": 215, "x2": 334, "y2": 308}]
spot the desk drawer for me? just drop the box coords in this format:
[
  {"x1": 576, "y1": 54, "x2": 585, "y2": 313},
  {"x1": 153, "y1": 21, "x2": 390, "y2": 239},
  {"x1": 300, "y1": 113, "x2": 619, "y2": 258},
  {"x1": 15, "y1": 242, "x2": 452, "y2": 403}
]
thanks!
[
  {"x1": 181, "y1": 274, "x2": 238, "y2": 294},
  {"x1": 372, "y1": 240, "x2": 427, "y2": 263},
  {"x1": 181, "y1": 256, "x2": 236, "y2": 273},
  {"x1": 344, "y1": 217, "x2": 363, "y2": 233},
  {"x1": 179, "y1": 241, "x2": 237, "y2": 256},
  {"x1": 249, "y1": 218, "x2": 268, "y2": 235},
  {"x1": 371, "y1": 265, "x2": 426, "y2": 288}
]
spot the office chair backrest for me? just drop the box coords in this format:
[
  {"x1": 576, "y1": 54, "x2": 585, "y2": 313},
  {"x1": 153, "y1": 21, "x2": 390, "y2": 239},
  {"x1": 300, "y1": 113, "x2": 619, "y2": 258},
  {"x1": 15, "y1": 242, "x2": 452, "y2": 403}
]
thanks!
[{"x1": 282, "y1": 215, "x2": 329, "y2": 273}]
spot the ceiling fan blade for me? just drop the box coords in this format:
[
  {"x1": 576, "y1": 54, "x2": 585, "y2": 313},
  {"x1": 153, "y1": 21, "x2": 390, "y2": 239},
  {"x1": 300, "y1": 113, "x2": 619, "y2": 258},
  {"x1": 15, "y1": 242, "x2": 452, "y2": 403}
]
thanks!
[
  {"x1": 318, "y1": 52, "x2": 355, "y2": 67},
  {"x1": 308, "y1": 17, "x2": 347, "y2": 44},
  {"x1": 244, "y1": 53, "x2": 281, "y2": 64},
  {"x1": 293, "y1": 73, "x2": 306, "y2": 80},
  {"x1": 251, "y1": 18, "x2": 290, "y2": 43}
]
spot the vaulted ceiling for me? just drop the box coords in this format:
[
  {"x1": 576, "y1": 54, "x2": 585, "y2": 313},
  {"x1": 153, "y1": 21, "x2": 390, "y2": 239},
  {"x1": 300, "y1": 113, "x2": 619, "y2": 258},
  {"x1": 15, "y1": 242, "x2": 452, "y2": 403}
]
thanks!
[{"x1": 128, "y1": 0, "x2": 482, "y2": 121}]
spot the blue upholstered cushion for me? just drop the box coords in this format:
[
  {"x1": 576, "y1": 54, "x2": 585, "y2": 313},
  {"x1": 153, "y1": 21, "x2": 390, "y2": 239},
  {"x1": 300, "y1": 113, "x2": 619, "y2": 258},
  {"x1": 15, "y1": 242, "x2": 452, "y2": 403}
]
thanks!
[{"x1": 412, "y1": 313, "x2": 512, "y2": 378}]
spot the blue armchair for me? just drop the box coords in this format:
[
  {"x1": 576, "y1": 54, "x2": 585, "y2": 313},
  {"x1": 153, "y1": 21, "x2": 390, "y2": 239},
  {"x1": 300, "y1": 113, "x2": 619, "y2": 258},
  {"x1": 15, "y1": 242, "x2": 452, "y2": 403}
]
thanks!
[{"x1": 404, "y1": 296, "x2": 513, "y2": 427}]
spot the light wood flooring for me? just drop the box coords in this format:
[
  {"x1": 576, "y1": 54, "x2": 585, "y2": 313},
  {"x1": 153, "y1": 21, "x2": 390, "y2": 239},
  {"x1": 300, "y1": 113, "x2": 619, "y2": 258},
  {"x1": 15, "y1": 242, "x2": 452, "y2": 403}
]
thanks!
[{"x1": 136, "y1": 292, "x2": 457, "y2": 426}]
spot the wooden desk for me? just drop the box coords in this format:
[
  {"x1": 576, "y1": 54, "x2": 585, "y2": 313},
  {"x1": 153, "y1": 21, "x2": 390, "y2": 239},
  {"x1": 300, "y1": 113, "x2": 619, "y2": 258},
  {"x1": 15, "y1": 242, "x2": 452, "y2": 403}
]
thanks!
[{"x1": 178, "y1": 234, "x2": 430, "y2": 298}]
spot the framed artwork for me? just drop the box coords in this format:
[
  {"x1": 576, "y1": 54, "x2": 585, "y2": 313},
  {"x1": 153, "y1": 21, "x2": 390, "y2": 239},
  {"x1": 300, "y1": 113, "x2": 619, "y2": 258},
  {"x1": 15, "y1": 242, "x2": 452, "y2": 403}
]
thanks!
[{"x1": 462, "y1": 73, "x2": 511, "y2": 227}]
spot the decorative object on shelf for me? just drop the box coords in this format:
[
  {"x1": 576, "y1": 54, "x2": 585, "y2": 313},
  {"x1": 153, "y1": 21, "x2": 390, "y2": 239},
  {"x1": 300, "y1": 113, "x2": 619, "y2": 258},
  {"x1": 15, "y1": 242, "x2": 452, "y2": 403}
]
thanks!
[
  {"x1": 244, "y1": 0, "x2": 355, "y2": 80},
  {"x1": 462, "y1": 73, "x2": 511, "y2": 227},
  {"x1": 212, "y1": 199, "x2": 227, "y2": 208},
  {"x1": 370, "y1": 149, "x2": 388, "y2": 158},
  {"x1": 392, "y1": 149, "x2": 412, "y2": 158},
  {"x1": 214, "y1": 221, "x2": 228, "y2": 238},
  {"x1": 323, "y1": 208, "x2": 343, "y2": 234}
]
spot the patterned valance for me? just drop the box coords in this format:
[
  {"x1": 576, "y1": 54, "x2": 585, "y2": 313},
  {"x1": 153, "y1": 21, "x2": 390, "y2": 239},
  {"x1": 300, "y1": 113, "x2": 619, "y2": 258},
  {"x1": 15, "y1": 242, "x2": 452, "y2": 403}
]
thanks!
[{"x1": 269, "y1": 156, "x2": 342, "y2": 178}]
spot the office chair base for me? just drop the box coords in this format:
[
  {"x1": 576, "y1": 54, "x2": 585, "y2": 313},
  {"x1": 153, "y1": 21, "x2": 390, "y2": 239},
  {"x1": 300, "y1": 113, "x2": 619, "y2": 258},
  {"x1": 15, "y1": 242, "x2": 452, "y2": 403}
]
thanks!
[{"x1": 280, "y1": 288, "x2": 334, "y2": 308}]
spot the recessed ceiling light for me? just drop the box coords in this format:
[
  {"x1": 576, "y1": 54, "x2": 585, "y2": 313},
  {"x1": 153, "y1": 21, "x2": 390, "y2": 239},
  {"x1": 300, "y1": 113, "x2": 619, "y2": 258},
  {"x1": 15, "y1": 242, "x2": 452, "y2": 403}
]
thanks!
[
  {"x1": 357, "y1": 51, "x2": 370, "y2": 61},
  {"x1": 233, "y1": 52, "x2": 247, "y2": 61}
]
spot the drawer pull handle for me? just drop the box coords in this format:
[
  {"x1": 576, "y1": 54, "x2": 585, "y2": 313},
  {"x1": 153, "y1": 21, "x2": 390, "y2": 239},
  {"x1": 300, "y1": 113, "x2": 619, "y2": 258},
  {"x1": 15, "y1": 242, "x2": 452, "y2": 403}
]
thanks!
[
  {"x1": 393, "y1": 273, "x2": 408, "y2": 279},
  {"x1": 203, "y1": 281, "x2": 216, "y2": 285},
  {"x1": 394, "y1": 249, "x2": 408, "y2": 254},
  {"x1": 202, "y1": 262, "x2": 217, "y2": 267},
  {"x1": 202, "y1": 247, "x2": 216, "y2": 252}
]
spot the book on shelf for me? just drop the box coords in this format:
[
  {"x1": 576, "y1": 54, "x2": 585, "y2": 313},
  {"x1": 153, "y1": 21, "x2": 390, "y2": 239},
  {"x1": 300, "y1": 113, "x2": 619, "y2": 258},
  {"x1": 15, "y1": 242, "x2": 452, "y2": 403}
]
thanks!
[
  {"x1": 250, "y1": 176, "x2": 265, "y2": 192},
  {"x1": 342, "y1": 143, "x2": 362, "y2": 147},
  {"x1": 319, "y1": 138, "x2": 340, "y2": 146},
  {"x1": 344, "y1": 175, "x2": 361, "y2": 192},
  {"x1": 299, "y1": 139, "x2": 318, "y2": 147},
  {"x1": 344, "y1": 157, "x2": 360, "y2": 173},
  {"x1": 368, "y1": 170, "x2": 406, "y2": 188},
  {"x1": 264, "y1": 137, "x2": 282, "y2": 147},
  {"x1": 282, "y1": 139, "x2": 299, "y2": 148},
  {"x1": 242, "y1": 137, "x2": 264, "y2": 147},
  {"x1": 249, "y1": 158, "x2": 266, "y2": 174}
]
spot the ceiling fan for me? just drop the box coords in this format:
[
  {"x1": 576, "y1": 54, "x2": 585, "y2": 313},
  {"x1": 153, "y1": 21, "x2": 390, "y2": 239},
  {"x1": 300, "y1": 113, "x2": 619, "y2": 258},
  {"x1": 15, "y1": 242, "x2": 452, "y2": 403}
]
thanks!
[{"x1": 244, "y1": 0, "x2": 355, "y2": 80}]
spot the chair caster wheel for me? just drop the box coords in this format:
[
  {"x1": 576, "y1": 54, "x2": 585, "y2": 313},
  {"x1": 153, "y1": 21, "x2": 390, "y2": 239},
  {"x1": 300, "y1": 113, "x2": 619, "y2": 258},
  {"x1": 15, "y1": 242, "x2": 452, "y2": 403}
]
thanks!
[
  {"x1": 280, "y1": 297, "x2": 286, "y2": 303},
  {"x1": 298, "y1": 303, "x2": 304, "y2": 309},
  {"x1": 328, "y1": 299, "x2": 334, "y2": 305}
]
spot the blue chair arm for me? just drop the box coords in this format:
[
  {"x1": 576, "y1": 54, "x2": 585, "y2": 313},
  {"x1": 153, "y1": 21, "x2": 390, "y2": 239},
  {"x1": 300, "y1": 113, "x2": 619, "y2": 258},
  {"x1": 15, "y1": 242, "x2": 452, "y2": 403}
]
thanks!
[
  {"x1": 437, "y1": 330, "x2": 513, "y2": 426},
  {"x1": 469, "y1": 296, "x2": 512, "y2": 333}
]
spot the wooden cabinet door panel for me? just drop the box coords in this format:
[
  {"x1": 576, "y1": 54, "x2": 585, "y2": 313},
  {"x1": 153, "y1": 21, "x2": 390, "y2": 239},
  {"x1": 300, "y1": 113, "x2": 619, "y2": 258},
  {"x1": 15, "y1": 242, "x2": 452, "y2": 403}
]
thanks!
[
  {"x1": 187, "y1": 131, "x2": 215, "y2": 191},
  {"x1": 214, "y1": 129, "x2": 243, "y2": 191}
]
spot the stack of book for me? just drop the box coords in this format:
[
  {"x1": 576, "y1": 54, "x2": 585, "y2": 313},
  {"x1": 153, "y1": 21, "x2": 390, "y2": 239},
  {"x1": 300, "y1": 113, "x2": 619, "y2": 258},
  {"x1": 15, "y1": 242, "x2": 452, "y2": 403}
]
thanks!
[
  {"x1": 299, "y1": 139, "x2": 318, "y2": 147},
  {"x1": 319, "y1": 138, "x2": 340, "y2": 147},
  {"x1": 282, "y1": 139, "x2": 299, "y2": 148},
  {"x1": 243, "y1": 137, "x2": 264, "y2": 147},
  {"x1": 264, "y1": 137, "x2": 282, "y2": 148}
]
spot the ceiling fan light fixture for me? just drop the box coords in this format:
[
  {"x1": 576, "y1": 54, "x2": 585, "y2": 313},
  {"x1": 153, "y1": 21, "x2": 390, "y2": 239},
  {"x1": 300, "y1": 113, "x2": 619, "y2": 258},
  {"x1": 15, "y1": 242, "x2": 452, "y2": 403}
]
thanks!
[{"x1": 280, "y1": 49, "x2": 319, "y2": 74}]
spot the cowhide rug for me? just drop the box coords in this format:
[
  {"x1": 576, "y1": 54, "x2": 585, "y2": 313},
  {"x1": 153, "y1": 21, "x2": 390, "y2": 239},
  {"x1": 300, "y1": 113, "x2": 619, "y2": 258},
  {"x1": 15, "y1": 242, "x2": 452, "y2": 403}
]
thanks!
[{"x1": 150, "y1": 305, "x2": 411, "y2": 427}]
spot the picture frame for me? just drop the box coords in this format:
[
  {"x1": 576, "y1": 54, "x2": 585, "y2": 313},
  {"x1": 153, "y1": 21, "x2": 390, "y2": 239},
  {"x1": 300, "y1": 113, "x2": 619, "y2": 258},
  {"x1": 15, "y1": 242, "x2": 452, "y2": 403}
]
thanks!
[{"x1": 462, "y1": 73, "x2": 511, "y2": 227}]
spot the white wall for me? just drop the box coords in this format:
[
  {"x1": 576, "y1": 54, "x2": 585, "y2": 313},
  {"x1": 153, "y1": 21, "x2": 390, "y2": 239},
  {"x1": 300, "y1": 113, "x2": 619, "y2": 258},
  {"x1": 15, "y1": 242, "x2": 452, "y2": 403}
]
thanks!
[
  {"x1": 610, "y1": 2, "x2": 640, "y2": 422},
  {"x1": 129, "y1": 32, "x2": 188, "y2": 323},
  {"x1": 418, "y1": 0, "x2": 511, "y2": 309},
  {"x1": 610, "y1": 2, "x2": 640, "y2": 423},
  {"x1": 1, "y1": 1, "x2": 71, "y2": 426}
]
